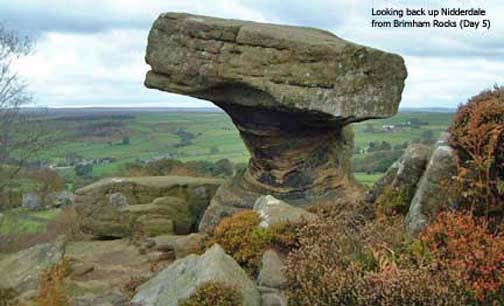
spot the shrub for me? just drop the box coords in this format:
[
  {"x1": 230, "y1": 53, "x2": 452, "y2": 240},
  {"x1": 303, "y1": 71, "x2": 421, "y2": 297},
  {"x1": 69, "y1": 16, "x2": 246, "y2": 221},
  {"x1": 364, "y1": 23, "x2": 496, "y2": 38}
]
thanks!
[
  {"x1": 449, "y1": 86, "x2": 504, "y2": 218},
  {"x1": 421, "y1": 211, "x2": 504, "y2": 304},
  {"x1": 0, "y1": 288, "x2": 17, "y2": 306},
  {"x1": 374, "y1": 186, "x2": 413, "y2": 217},
  {"x1": 285, "y1": 211, "x2": 467, "y2": 305},
  {"x1": 207, "y1": 210, "x2": 301, "y2": 276},
  {"x1": 38, "y1": 259, "x2": 71, "y2": 306},
  {"x1": 179, "y1": 282, "x2": 242, "y2": 306},
  {"x1": 207, "y1": 211, "x2": 270, "y2": 275}
]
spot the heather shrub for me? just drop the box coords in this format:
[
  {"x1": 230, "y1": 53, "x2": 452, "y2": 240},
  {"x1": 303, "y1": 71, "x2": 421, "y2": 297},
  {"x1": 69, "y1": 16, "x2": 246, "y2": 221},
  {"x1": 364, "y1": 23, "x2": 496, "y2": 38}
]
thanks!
[
  {"x1": 285, "y1": 211, "x2": 467, "y2": 305},
  {"x1": 449, "y1": 86, "x2": 504, "y2": 218},
  {"x1": 179, "y1": 282, "x2": 242, "y2": 306},
  {"x1": 38, "y1": 258, "x2": 71, "y2": 306},
  {"x1": 421, "y1": 211, "x2": 504, "y2": 304},
  {"x1": 374, "y1": 186, "x2": 413, "y2": 217},
  {"x1": 0, "y1": 288, "x2": 17, "y2": 306},
  {"x1": 207, "y1": 210, "x2": 302, "y2": 276}
]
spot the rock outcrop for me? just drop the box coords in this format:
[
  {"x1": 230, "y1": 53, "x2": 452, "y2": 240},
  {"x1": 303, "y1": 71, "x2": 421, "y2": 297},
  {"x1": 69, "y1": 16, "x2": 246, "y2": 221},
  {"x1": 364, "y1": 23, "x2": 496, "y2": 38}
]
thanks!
[
  {"x1": 406, "y1": 144, "x2": 457, "y2": 235},
  {"x1": 144, "y1": 13, "x2": 407, "y2": 231},
  {"x1": 366, "y1": 144, "x2": 433, "y2": 207},
  {"x1": 0, "y1": 237, "x2": 65, "y2": 293},
  {"x1": 253, "y1": 195, "x2": 317, "y2": 228},
  {"x1": 131, "y1": 244, "x2": 260, "y2": 306},
  {"x1": 74, "y1": 176, "x2": 223, "y2": 238}
]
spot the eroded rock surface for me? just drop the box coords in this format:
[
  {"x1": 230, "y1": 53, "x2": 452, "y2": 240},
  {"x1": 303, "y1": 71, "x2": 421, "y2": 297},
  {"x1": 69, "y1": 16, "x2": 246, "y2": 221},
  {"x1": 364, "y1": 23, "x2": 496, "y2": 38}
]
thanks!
[
  {"x1": 366, "y1": 144, "x2": 433, "y2": 206},
  {"x1": 144, "y1": 13, "x2": 407, "y2": 230},
  {"x1": 406, "y1": 145, "x2": 457, "y2": 235},
  {"x1": 253, "y1": 195, "x2": 317, "y2": 228},
  {"x1": 0, "y1": 236, "x2": 65, "y2": 293},
  {"x1": 74, "y1": 176, "x2": 223, "y2": 238},
  {"x1": 131, "y1": 244, "x2": 260, "y2": 306}
]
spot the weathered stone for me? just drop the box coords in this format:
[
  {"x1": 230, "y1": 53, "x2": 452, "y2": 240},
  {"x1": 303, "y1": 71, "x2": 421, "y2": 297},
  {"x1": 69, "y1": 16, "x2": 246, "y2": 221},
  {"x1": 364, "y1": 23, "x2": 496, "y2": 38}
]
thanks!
[
  {"x1": 74, "y1": 176, "x2": 223, "y2": 238},
  {"x1": 73, "y1": 290, "x2": 128, "y2": 306},
  {"x1": 131, "y1": 244, "x2": 260, "y2": 306},
  {"x1": 151, "y1": 233, "x2": 203, "y2": 258},
  {"x1": 144, "y1": 13, "x2": 407, "y2": 231},
  {"x1": 366, "y1": 144, "x2": 432, "y2": 207},
  {"x1": 135, "y1": 215, "x2": 175, "y2": 237},
  {"x1": 261, "y1": 291, "x2": 288, "y2": 306},
  {"x1": 0, "y1": 237, "x2": 65, "y2": 292},
  {"x1": 46, "y1": 191, "x2": 76, "y2": 208},
  {"x1": 406, "y1": 145, "x2": 457, "y2": 235},
  {"x1": 254, "y1": 195, "x2": 317, "y2": 228},
  {"x1": 0, "y1": 213, "x2": 4, "y2": 226},
  {"x1": 22, "y1": 192, "x2": 41, "y2": 210},
  {"x1": 257, "y1": 249, "x2": 287, "y2": 289}
]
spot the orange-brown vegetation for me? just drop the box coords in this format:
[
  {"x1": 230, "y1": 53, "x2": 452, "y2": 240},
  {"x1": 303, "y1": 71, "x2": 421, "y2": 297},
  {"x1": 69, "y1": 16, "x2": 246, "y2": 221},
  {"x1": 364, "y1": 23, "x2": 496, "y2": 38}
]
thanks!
[
  {"x1": 207, "y1": 210, "x2": 301, "y2": 276},
  {"x1": 449, "y1": 85, "x2": 504, "y2": 219},
  {"x1": 421, "y1": 211, "x2": 504, "y2": 303},
  {"x1": 179, "y1": 282, "x2": 242, "y2": 306},
  {"x1": 38, "y1": 259, "x2": 71, "y2": 306}
]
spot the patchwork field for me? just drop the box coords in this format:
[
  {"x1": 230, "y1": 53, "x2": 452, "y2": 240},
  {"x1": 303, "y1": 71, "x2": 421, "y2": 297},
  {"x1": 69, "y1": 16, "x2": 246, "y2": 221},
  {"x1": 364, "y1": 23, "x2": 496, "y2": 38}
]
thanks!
[{"x1": 34, "y1": 108, "x2": 454, "y2": 186}]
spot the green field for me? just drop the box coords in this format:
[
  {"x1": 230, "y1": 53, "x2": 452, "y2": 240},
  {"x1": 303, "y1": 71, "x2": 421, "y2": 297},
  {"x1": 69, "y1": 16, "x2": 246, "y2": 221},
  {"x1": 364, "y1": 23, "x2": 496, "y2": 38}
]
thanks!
[
  {"x1": 0, "y1": 208, "x2": 61, "y2": 235},
  {"x1": 35, "y1": 109, "x2": 453, "y2": 186}
]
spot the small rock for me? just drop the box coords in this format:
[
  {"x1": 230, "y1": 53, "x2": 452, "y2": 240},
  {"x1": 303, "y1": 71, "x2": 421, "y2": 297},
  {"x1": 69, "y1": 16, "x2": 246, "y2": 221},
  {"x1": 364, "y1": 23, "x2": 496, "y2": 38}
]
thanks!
[
  {"x1": 22, "y1": 192, "x2": 41, "y2": 210},
  {"x1": 152, "y1": 233, "x2": 203, "y2": 258},
  {"x1": 253, "y1": 195, "x2": 317, "y2": 228},
  {"x1": 46, "y1": 191, "x2": 75, "y2": 208},
  {"x1": 261, "y1": 291, "x2": 288, "y2": 306},
  {"x1": 71, "y1": 263, "x2": 95, "y2": 277},
  {"x1": 257, "y1": 249, "x2": 287, "y2": 289}
]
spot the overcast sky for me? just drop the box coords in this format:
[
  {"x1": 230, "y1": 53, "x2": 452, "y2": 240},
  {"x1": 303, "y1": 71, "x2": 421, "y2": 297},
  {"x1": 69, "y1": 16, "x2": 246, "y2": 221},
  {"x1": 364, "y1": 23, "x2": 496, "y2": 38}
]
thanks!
[{"x1": 2, "y1": 0, "x2": 503, "y2": 108}]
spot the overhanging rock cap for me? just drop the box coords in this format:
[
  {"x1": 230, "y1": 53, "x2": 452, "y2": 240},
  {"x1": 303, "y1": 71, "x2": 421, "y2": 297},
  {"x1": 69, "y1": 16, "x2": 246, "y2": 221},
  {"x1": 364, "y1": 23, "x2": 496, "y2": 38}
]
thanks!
[{"x1": 145, "y1": 12, "x2": 407, "y2": 123}]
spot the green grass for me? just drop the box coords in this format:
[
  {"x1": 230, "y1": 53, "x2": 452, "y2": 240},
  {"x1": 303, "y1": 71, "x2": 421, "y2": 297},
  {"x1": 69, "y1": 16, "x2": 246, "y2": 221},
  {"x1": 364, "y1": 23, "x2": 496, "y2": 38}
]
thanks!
[
  {"x1": 354, "y1": 172, "x2": 383, "y2": 187},
  {"x1": 0, "y1": 208, "x2": 61, "y2": 235},
  {"x1": 33, "y1": 110, "x2": 453, "y2": 185}
]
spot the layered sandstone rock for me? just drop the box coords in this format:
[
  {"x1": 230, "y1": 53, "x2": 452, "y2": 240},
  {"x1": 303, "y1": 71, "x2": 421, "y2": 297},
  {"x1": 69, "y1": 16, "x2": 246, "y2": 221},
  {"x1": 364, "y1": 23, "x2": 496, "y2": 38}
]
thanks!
[
  {"x1": 74, "y1": 176, "x2": 223, "y2": 238},
  {"x1": 144, "y1": 13, "x2": 407, "y2": 231}
]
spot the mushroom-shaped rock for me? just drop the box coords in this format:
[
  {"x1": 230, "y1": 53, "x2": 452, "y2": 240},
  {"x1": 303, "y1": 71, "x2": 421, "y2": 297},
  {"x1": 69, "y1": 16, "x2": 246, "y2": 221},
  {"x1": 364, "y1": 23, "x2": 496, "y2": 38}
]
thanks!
[{"x1": 144, "y1": 13, "x2": 407, "y2": 231}]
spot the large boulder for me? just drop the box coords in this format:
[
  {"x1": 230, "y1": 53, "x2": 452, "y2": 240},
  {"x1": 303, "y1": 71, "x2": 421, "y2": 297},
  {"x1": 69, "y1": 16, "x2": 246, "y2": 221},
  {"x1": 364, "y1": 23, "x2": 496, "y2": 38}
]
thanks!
[
  {"x1": 406, "y1": 145, "x2": 457, "y2": 235},
  {"x1": 253, "y1": 195, "x2": 317, "y2": 228},
  {"x1": 74, "y1": 176, "x2": 223, "y2": 238},
  {"x1": 131, "y1": 244, "x2": 260, "y2": 306},
  {"x1": 144, "y1": 13, "x2": 407, "y2": 231},
  {"x1": 366, "y1": 144, "x2": 432, "y2": 214},
  {"x1": 0, "y1": 237, "x2": 65, "y2": 293}
]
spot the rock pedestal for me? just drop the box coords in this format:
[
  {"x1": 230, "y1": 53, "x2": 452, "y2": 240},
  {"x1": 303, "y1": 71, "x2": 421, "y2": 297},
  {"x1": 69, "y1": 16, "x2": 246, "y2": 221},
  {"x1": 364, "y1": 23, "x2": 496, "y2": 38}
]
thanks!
[{"x1": 144, "y1": 13, "x2": 407, "y2": 230}]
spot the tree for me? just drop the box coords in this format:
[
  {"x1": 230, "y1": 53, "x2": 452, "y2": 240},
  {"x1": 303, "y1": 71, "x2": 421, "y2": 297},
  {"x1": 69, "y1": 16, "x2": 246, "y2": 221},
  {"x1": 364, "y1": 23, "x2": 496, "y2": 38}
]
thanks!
[
  {"x1": 75, "y1": 163, "x2": 93, "y2": 177},
  {"x1": 0, "y1": 25, "x2": 45, "y2": 193}
]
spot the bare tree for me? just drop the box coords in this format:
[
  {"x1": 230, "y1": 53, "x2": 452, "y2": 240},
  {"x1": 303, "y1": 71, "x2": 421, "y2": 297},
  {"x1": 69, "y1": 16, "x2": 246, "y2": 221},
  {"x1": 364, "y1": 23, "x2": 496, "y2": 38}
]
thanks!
[{"x1": 0, "y1": 24, "x2": 45, "y2": 195}]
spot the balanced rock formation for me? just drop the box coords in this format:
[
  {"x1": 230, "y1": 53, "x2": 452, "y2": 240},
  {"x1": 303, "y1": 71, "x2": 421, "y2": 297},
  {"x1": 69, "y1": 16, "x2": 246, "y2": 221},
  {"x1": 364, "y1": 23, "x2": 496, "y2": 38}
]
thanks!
[
  {"x1": 74, "y1": 176, "x2": 223, "y2": 238},
  {"x1": 144, "y1": 13, "x2": 407, "y2": 231}
]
